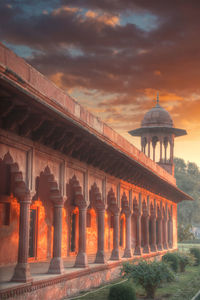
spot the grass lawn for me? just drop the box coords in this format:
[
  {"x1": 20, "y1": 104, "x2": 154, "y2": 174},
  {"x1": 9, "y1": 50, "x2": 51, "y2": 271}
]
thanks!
[
  {"x1": 178, "y1": 243, "x2": 200, "y2": 252},
  {"x1": 68, "y1": 265, "x2": 200, "y2": 300}
]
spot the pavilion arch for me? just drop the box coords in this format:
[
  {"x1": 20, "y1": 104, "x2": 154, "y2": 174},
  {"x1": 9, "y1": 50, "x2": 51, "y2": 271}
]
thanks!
[
  {"x1": 32, "y1": 166, "x2": 63, "y2": 265},
  {"x1": 66, "y1": 175, "x2": 88, "y2": 268}
]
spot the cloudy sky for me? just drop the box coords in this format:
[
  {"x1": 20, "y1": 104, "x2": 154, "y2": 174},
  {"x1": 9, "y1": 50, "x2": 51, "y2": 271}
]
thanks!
[{"x1": 1, "y1": 0, "x2": 200, "y2": 166}]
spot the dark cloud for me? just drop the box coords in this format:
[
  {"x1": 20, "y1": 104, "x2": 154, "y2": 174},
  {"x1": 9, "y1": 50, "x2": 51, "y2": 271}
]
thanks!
[{"x1": 1, "y1": 0, "x2": 200, "y2": 138}]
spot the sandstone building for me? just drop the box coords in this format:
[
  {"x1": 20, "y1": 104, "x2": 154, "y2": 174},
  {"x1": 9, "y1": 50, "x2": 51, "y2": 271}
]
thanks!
[{"x1": 0, "y1": 43, "x2": 192, "y2": 299}]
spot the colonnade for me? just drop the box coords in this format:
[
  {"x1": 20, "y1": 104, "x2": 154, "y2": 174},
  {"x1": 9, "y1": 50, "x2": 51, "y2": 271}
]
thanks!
[{"x1": 11, "y1": 188, "x2": 174, "y2": 283}]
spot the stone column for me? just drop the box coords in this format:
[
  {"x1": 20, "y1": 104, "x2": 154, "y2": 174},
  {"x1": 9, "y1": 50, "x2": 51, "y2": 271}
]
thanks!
[
  {"x1": 143, "y1": 213, "x2": 150, "y2": 253},
  {"x1": 157, "y1": 215, "x2": 163, "y2": 251},
  {"x1": 134, "y1": 213, "x2": 141, "y2": 255},
  {"x1": 48, "y1": 203, "x2": 64, "y2": 274},
  {"x1": 95, "y1": 209, "x2": 106, "y2": 263},
  {"x1": 170, "y1": 140, "x2": 174, "y2": 163},
  {"x1": 12, "y1": 193, "x2": 32, "y2": 282},
  {"x1": 163, "y1": 215, "x2": 168, "y2": 249},
  {"x1": 110, "y1": 212, "x2": 120, "y2": 260},
  {"x1": 75, "y1": 207, "x2": 88, "y2": 267},
  {"x1": 150, "y1": 214, "x2": 157, "y2": 252},
  {"x1": 123, "y1": 212, "x2": 132, "y2": 258},
  {"x1": 168, "y1": 216, "x2": 173, "y2": 248}
]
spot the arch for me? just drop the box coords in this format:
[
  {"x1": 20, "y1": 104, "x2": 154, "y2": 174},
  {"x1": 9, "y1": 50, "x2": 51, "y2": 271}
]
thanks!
[
  {"x1": 141, "y1": 199, "x2": 147, "y2": 248},
  {"x1": 32, "y1": 166, "x2": 62, "y2": 261}
]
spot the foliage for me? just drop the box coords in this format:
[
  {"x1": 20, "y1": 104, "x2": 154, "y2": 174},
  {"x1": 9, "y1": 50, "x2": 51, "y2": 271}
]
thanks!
[
  {"x1": 174, "y1": 158, "x2": 200, "y2": 226},
  {"x1": 122, "y1": 260, "x2": 174, "y2": 299},
  {"x1": 178, "y1": 223, "x2": 195, "y2": 242},
  {"x1": 176, "y1": 252, "x2": 194, "y2": 272},
  {"x1": 108, "y1": 281, "x2": 136, "y2": 300},
  {"x1": 162, "y1": 252, "x2": 179, "y2": 272},
  {"x1": 190, "y1": 247, "x2": 200, "y2": 266}
]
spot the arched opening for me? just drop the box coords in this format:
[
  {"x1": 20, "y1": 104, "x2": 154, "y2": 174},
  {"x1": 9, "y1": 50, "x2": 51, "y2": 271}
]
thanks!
[
  {"x1": 32, "y1": 166, "x2": 59, "y2": 262},
  {"x1": 0, "y1": 153, "x2": 20, "y2": 268},
  {"x1": 156, "y1": 205, "x2": 160, "y2": 248}
]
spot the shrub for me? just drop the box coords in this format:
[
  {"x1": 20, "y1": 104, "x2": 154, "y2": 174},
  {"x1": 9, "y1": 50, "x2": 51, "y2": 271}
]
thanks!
[
  {"x1": 108, "y1": 281, "x2": 136, "y2": 300},
  {"x1": 122, "y1": 260, "x2": 174, "y2": 299},
  {"x1": 190, "y1": 247, "x2": 200, "y2": 265},
  {"x1": 176, "y1": 252, "x2": 193, "y2": 272},
  {"x1": 162, "y1": 252, "x2": 179, "y2": 272}
]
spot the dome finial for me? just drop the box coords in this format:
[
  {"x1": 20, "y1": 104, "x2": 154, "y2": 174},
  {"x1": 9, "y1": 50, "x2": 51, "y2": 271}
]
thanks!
[{"x1": 156, "y1": 92, "x2": 160, "y2": 107}]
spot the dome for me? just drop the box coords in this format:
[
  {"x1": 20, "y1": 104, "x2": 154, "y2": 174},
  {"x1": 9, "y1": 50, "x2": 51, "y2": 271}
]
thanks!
[{"x1": 141, "y1": 103, "x2": 173, "y2": 128}]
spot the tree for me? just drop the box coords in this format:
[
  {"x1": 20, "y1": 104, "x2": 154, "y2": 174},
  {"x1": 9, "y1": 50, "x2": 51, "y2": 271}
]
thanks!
[{"x1": 174, "y1": 158, "x2": 200, "y2": 226}]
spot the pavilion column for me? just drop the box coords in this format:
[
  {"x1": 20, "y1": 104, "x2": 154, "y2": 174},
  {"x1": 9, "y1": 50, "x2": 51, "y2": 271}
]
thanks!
[
  {"x1": 150, "y1": 214, "x2": 157, "y2": 252},
  {"x1": 134, "y1": 212, "x2": 142, "y2": 255},
  {"x1": 170, "y1": 140, "x2": 174, "y2": 163},
  {"x1": 147, "y1": 139, "x2": 151, "y2": 158},
  {"x1": 95, "y1": 208, "x2": 106, "y2": 263},
  {"x1": 75, "y1": 206, "x2": 88, "y2": 267},
  {"x1": 48, "y1": 202, "x2": 64, "y2": 274},
  {"x1": 12, "y1": 193, "x2": 32, "y2": 282},
  {"x1": 160, "y1": 139, "x2": 163, "y2": 162},
  {"x1": 110, "y1": 212, "x2": 120, "y2": 260},
  {"x1": 157, "y1": 214, "x2": 163, "y2": 251},
  {"x1": 123, "y1": 211, "x2": 132, "y2": 258},
  {"x1": 143, "y1": 213, "x2": 150, "y2": 253}
]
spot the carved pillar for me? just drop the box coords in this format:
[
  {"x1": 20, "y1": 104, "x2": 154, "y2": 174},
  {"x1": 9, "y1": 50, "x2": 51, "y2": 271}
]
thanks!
[
  {"x1": 12, "y1": 193, "x2": 32, "y2": 282},
  {"x1": 168, "y1": 215, "x2": 173, "y2": 248},
  {"x1": 48, "y1": 203, "x2": 64, "y2": 274},
  {"x1": 123, "y1": 211, "x2": 132, "y2": 258},
  {"x1": 134, "y1": 212, "x2": 141, "y2": 255},
  {"x1": 163, "y1": 213, "x2": 168, "y2": 249},
  {"x1": 150, "y1": 213, "x2": 157, "y2": 252},
  {"x1": 157, "y1": 213, "x2": 163, "y2": 251},
  {"x1": 95, "y1": 208, "x2": 106, "y2": 263},
  {"x1": 110, "y1": 212, "x2": 120, "y2": 260},
  {"x1": 143, "y1": 212, "x2": 150, "y2": 253},
  {"x1": 74, "y1": 206, "x2": 88, "y2": 267}
]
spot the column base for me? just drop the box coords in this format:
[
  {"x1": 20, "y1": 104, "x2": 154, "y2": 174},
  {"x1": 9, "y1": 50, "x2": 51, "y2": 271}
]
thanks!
[
  {"x1": 123, "y1": 248, "x2": 132, "y2": 258},
  {"x1": 150, "y1": 244, "x2": 157, "y2": 252},
  {"x1": 143, "y1": 245, "x2": 150, "y2": 253},
  {"x1": 134, "y1": 246, "x2": 141, "y2": 256},
  {"x1": 163, "y1": 243, "x2": 168, "y2": 250},
  {"x1": 48, "y1": 257, "x2": 64, "y2": 274},
  {"x1": 110, "y1": 249, "x2": 120, "y2": 260},
  {"x1": 74, "y1": 252, "x2": 88, "y2": 268},
  {"x1": 95, "y1": 251, "x2": 106, "y2": 263},
  {"x1": 12, "y1": 263, "x2": 32, "y2": 283},
  {"x1": 168, "y1": 242, "x2": 173, "y2": 249},
  {"x1": 157, "y1": 244, "x2": 163, "y2": 251}
]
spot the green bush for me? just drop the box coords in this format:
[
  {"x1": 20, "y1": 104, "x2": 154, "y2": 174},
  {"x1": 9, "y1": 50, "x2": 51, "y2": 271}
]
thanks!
[
  {"x1": 190, "y1": 247, "x2": 200, "y2": 265},
  {"x1": 122, "y1": 260, "x2": 174, "y2": 299},
  {"x1": 162, "y1": 252, "x2": 179, "y2": 272},
  {"x1": 176, "y1": 252, "x2": 193, "y2": 272},
  {"x1": 108, "y1": 281, "x2": 136, "y2": 300}
]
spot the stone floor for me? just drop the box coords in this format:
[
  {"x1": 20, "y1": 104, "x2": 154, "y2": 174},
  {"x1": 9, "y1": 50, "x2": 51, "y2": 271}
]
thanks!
[{"x1": 0, "y1": 250, "x2": 124, "y2": 290}]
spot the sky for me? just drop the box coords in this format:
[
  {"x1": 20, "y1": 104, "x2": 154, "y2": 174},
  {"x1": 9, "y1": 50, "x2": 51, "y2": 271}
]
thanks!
[{"x1": 1, "y1": 0, "x2": 200, "y2": 167}]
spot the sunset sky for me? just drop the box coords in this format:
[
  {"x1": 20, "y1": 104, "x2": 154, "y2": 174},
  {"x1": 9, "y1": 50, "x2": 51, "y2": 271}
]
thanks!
[{"x1": 1, "y1": 0, "x2": 200, "y2": 167}]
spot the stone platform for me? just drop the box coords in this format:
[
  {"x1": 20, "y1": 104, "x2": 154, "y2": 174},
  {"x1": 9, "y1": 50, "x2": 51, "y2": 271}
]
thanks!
[{"x1": 0, "y1": 251, "x2": 170, "y2": 300}]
